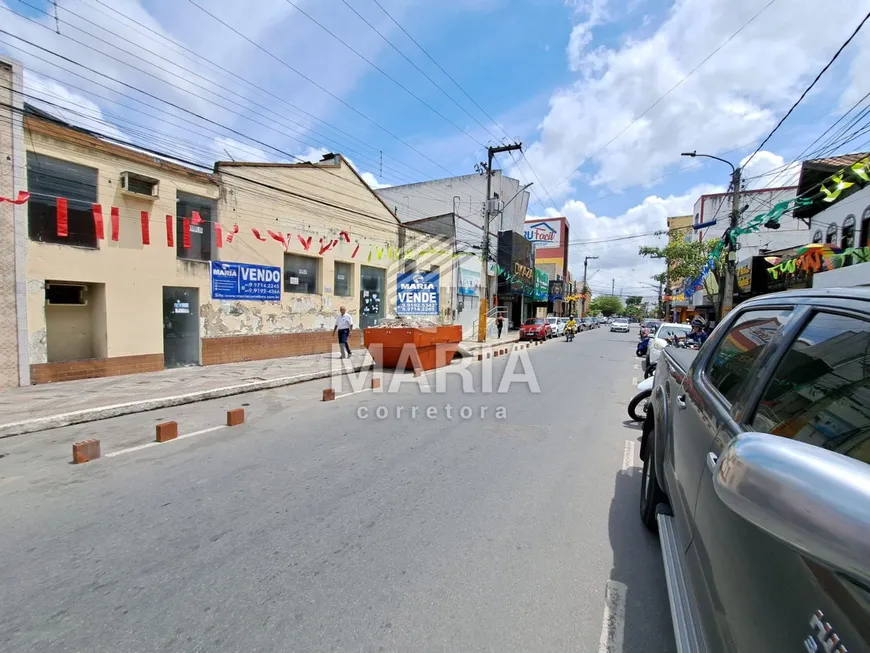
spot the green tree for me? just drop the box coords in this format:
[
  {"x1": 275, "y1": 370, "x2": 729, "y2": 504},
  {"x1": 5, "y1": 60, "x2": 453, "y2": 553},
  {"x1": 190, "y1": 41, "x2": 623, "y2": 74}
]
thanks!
[
  {"x1": 625, "y1": 295, "x2": 644, "y2": 320},
  {"x1": 640, "y1": 238, "x2": 724, "y2": 317},
  {"x1": 590, "y1": 295, "x2": 624, "y2": 317}
]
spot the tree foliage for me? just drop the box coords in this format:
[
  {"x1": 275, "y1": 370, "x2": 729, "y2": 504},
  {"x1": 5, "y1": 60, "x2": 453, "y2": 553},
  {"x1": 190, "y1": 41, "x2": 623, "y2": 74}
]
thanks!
[
  {"x1": 639, "y1": 238, "x2": 725, "y2": 315},
  {"x1": 590, "y1": 295, "x2": 624, "y2": 317}
]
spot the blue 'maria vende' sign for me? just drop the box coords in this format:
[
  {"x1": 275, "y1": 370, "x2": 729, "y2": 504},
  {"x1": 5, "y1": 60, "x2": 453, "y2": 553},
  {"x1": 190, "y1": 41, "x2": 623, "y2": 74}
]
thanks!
[
  {"x1": 397, "y1": 271, "x2": 440, "y2": 315},
  {"x1": 211, "y1": 261, "x2": 281, "y2": 301}
]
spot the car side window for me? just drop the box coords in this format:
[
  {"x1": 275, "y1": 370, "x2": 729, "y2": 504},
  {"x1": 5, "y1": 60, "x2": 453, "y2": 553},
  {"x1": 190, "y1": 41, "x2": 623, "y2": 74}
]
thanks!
[
  {"x1": 705, "y1": 309, "x2": 793, "y2": 405},
  {"x1": 751, "y1": 312, "x2": 870, "y2": 464}
]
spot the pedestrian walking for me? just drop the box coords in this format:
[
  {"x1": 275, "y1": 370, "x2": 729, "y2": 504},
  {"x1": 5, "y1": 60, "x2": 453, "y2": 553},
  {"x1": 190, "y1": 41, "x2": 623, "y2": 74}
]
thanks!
[
  {"x1": 496, "y1": 314, "x2": 504, "y2": 338},
  {"x1": 332, "y1": 306, "x2": 353, "y2": 359}
]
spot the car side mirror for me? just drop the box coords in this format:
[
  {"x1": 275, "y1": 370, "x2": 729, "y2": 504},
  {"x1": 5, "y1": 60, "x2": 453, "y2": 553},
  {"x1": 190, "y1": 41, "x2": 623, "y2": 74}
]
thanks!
[{"x1": 713, "y1": 432, "x2": 870, "y2": 586}]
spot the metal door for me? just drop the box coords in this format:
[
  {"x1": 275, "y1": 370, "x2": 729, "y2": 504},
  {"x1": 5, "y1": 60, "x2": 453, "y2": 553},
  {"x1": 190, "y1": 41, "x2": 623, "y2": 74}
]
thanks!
[{"x1": 162, "y1": 287, "x2": 200, "y2": 368}]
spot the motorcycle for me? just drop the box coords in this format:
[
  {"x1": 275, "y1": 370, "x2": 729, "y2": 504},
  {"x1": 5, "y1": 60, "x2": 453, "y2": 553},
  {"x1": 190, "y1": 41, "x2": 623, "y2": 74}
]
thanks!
[
  {"x1": 628, "y1": 375, "x2": 654, "y2": 422},
  {"x1": 636, "y1": 335, "x2": 650, "y2": 358},
  {"x1": 565, "y1": 327, "x2": 575, "y2": 342}
]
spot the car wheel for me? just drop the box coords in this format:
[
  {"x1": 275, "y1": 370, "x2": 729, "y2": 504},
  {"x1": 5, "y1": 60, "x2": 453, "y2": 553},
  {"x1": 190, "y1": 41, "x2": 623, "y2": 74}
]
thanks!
[{"x1": 640, "y1": 430, "x2": 667, "y2": 532}]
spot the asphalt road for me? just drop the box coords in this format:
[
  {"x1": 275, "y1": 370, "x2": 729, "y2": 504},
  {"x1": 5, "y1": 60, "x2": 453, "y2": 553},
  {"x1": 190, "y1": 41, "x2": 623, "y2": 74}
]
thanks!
[{"x1": 0, "y1": 326, "x2": 675, "y2": 653}]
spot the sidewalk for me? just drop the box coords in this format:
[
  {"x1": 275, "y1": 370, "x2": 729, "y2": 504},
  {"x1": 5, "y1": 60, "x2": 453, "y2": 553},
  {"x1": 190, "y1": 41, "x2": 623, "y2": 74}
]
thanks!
[
  {"x1": 459, "y1": 330, "x2": 520, "y2": 354},
  {"x1": 0, "y1": 350, "x2": 373, "y2": 438}
]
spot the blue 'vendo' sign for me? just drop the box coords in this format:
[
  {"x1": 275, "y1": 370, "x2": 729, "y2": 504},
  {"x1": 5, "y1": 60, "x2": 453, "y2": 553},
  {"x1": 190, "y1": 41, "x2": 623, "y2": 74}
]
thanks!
[
  {"x1": 397, "y1": 271, "x2": 439, "y2": 315},
  {"x1": 211, "y1": 261, "x2": 282, "y2": 301}
]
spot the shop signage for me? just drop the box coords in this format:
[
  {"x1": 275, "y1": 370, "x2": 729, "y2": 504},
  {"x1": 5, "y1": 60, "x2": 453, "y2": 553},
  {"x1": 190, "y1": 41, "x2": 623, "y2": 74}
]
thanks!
[
  {"x1": 549, "y1": 280, "x2": 565, "y2": 300},
  {"x1": 397, "y1": 271, "x2": 440, "y2": 315},
  {"x1": 736, "y1": 260, "x2": 753, "y2": 292},
  {"x1": 211, "y1": 261, "x2": 281, "y2": 301},
  {"x1": 458, "y1": 266, "x2": 480, "y2": 297},
  {"x1": 513, "y1": 262, "x2": 534, "y2": 284},
  {"x1": 524, "y1": 219, "x2": 561, "y2": 250},
  {"x1": 534, "y1": 269, "x2": 549, "y2": 302}
]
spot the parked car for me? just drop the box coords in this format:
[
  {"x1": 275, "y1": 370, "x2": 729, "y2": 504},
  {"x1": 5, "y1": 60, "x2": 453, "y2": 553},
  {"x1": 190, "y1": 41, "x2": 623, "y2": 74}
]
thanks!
[
  {"x1": 610, "y1": 318, "x2": 630, "y2": 333},
  {"x1": 640, "y1": 319, "x2": 662, "y2": 336},
  {"x1": 640, "y1": 288, "x2": 870, "y2": 653},
  {"x1": 645, "y1": 322, "x2": 692, "y2": 371},
  {"x1": 547, "y1": 316, "x2": 565, "y2": 338},
  {"x1": 581, "y1": 317, "x2": 595, "y2": 330},
  {"x1": 519, "y1": 317, "x2": 551, "y2": 341}
]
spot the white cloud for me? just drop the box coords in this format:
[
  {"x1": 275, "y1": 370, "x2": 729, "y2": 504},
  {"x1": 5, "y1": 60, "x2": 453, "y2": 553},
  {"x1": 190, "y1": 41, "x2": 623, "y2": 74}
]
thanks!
[
  {"x1": 739, "y1": 150, "x2": 801, "y2": 190},
  {"x1": 213, "y1": 136, "x2": 271, "y2": 162},
  {"x1": 545, "y1": 182, "x2": 724, "y2": 298},
  {"x1": 517, "y1": 0, "x2": 870, "y2": 197},
  {"x1": 360, "y1": 171, "x2": 392, "y2": 190}
]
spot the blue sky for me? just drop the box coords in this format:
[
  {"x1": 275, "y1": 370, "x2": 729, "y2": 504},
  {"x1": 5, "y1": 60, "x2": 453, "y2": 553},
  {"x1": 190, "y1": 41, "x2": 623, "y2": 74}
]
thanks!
[{"x1": 3, "y1": 0, "x2": 870, "y2": 297}]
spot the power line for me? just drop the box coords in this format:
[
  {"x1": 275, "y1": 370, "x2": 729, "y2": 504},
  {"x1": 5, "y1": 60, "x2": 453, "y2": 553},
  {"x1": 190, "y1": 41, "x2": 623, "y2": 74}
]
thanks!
[
  {"x1": 182, "y1": 0, "x2": 477, "y2": 186},
  {"x1": 743, "y1": 10, "x2": 870, "y2": 169},
  {"x1": 277, "y1": 0, "x2": 484, "y2": 148},
  {"x1": 548, "y1": 0, "x2": 779, "y2": 195}
]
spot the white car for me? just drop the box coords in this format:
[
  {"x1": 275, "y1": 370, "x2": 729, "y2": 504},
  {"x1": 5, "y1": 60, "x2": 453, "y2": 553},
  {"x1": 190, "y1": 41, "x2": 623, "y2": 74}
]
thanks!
[
  {"x1": 547, "y1": 316, "x2": 565, "y2": 337},
  {"x1": 610, "y1": 318, "x2": 630, "y2": 333},
  {"x1": 646, "y1": 322, "x2": 693, "y2": 369}
]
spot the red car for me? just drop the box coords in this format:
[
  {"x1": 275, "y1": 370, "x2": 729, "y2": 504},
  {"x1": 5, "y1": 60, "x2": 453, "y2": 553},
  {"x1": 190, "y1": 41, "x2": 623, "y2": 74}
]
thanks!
[{"x1": 519, "y1": 317, "x2": 551, "y2": 341}]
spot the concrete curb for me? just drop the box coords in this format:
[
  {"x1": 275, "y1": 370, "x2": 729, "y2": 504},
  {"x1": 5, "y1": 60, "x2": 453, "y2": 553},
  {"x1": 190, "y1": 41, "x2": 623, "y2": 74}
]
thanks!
[{"x1": 0, "y1": 362, "x2": 375, "y2": 439}]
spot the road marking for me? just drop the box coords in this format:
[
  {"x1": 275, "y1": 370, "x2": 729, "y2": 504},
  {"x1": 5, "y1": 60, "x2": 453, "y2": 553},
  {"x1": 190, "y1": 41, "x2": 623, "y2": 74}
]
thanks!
[
  {"x1": 622, "y1": 440, "x2": 636, "y2": 471},
  {"x1": 631, "y1": 377, "x2": 638, "y2": 387},
  {"x1": 106, "y1": 425, "x2": 227, "y2": 458},
  {"x1": 598, "y1": 580, "x2": 627, "y2": 653}
]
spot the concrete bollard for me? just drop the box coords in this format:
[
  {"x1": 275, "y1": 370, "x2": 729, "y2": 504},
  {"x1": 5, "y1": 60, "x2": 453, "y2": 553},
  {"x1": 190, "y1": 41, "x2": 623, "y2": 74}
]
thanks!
[
  {"x1": 413, "y1": 368, "x2": 423, "y2": 377},
  {"x1": 371, "y1": 377, "x2": 381, "y2": 389},
  {"x1": 322, "y1": 388, "x2": 336, "y2": 401},
  {"x1": 72, "y1": 439, "x2": 101, "y2": 464},
  {"x1": 226, "y1": 408, "x2": 245, "y2": 426},
  {"x1": 155, "y1": 421, "x2": 178, "y2": 443}
]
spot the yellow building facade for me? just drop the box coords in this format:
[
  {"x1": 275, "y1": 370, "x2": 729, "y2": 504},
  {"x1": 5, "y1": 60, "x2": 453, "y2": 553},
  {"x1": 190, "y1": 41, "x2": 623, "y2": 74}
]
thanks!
[{"x1": 22, "y1": 113, "x2": 452, "y2": 384}]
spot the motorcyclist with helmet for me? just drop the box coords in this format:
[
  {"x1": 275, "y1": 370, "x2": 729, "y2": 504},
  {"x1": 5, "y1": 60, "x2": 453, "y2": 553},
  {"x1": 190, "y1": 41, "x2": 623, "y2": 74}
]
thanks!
[{"x1": 686, "y1": 316, "x2": 709, "y2": 346}]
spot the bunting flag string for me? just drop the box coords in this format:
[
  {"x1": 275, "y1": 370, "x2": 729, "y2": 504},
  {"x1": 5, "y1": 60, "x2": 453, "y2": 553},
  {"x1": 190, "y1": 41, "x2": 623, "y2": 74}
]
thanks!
[
  {"x1": 267, "y1": 230, "x2": 290, "y2": 251},
  {"x1": 140, "y1": 211, "x2": 150, "y2": 245},
  {"x1": 110, "y1": 207, "x2": 120, "y2": 242},
  {"x1": 298, "y1": 235, "x2": 312, "y2": 251},
  {"x1": 251, "y1": 228, "x2": 267, "y2": 242},
  {"x1": 215, "y1": 223, "x2": 223, "y2": 248},
  {"x1": 56, "y1": 198, "x2": 68, "y2": 237},
  {"x1": 224, "y1": 224, "x2": 239, "y2": 243},
  {"x1": 165, "y1": 214, "x2": 173, "y2": 247},
  {"x1": 351, "y1": 243, "x2": 360, "y2": 258},
  {"x1": 93, "y1": 204, "x2": 105, "y2": 240},
  {"x1": 182, "y1": 217, "x2": 191, "y2": 249},
  {"x1": 0, "y1": 191, "x2": 30, "y2": 204},
  {"x1": 339, "y1": 231, "x2": 351, "y2": 242}
]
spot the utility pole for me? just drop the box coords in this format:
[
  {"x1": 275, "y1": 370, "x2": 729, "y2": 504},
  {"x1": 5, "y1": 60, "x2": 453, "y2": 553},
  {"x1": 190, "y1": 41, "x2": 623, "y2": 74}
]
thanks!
[
  {"x1": 657, "y1": 280, "x2": 663, "y2": 319},
  {"x1": 681, "y1": 151, "x2": 741, "y2": 320},
  {"x1": 611, "y1": 278, "x2": 615, "y2": 296},
  {"x1": 722, "y1": 166, "x2": 742, "y2": 317},
  {"x1": 478, "y1": 142, "x2": 523, "y2": 342},
  {"x1": 581, "y1": 255, "x2": 598, "y2": 317}
]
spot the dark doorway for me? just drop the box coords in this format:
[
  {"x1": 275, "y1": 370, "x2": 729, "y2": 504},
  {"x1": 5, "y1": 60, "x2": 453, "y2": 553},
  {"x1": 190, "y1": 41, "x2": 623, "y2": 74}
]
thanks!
[
  {"x1": 163, "y1": 287, "x2": 200, "y2": 368},
  {"x1": 359, "y1": 265, "x2": 385, "y2": 330}
]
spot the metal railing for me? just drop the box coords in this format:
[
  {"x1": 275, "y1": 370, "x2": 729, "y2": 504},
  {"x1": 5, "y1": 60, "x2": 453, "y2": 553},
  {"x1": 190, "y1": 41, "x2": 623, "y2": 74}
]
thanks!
[{"x1": 467, "y1": 306, "x2": 509, "y2": 340}]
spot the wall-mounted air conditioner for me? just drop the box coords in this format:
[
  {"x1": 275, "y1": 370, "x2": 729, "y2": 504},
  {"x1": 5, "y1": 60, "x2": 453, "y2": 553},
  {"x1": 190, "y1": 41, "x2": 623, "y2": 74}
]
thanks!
[{"x1": 120, "y1": 171, "x2": 159, "y2": 200}]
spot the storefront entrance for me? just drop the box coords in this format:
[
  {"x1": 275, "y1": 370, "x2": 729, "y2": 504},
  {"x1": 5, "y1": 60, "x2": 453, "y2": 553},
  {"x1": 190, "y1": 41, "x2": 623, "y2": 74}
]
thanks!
[{"x1": 162, "y1": 287, "x2": 200, "y2": 368}]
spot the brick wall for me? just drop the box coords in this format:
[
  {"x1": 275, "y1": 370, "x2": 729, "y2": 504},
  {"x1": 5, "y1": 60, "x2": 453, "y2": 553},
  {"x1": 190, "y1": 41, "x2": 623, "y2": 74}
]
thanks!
[
  {"x1": 202, "y1": 329, "x2": 363, "y2": 366},
  {"x1": 30, "y1": 353, "x2": 164, "y2": 384}
]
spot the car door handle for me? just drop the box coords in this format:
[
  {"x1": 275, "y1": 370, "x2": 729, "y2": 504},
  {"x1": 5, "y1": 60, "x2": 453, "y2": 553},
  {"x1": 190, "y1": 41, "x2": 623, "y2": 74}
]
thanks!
[
  {"x1": 676, "y1": 395, "x2": 686, "y2": 409},
  {"x1": 706, "y1": 452, "x2": 718, "y2": 473}
]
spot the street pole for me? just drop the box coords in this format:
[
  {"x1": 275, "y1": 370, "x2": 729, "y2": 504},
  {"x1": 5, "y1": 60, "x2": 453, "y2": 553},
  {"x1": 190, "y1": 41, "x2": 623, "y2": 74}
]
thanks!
[
  {"x1": 611, "y1": 278, "x2": 615, "y2": 296},
  {"x1": 581, "y1": 255, "x2": 597, "y2": 317},
  {"x1": 657, "y1": 280, "x2": 663, "y2": 319},
  {"x1": 722, "y1": 166, "x2": 742, "y2": 318},
  {"x1": 478, "y1": 142, "x2": 523, "y2": 342},
  {"x1": 680, "y1": 151, "x2": 741, "y2": 321}
]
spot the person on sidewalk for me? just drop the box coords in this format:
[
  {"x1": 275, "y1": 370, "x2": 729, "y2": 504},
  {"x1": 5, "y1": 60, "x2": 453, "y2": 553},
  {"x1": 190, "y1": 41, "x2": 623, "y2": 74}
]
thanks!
[
  {"x1": 332, "y1": 306, "x2": 353, "y2": 359},
  {"x1": 496, "y1": 314, "x2": 504, "y2": 338}
]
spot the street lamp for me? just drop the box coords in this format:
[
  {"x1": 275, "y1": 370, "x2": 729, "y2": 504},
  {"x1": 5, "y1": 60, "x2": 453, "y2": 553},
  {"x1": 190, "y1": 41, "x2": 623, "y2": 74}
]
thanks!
[{"x1": 680, "y1": 150, "x2": 742, "y2": 317}]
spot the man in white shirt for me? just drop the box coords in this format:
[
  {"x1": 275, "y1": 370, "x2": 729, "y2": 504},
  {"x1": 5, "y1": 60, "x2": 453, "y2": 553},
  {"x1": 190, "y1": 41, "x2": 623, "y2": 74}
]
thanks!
[{"x1": 332, "y1": 306, "x2": 353, "y2": 359}]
